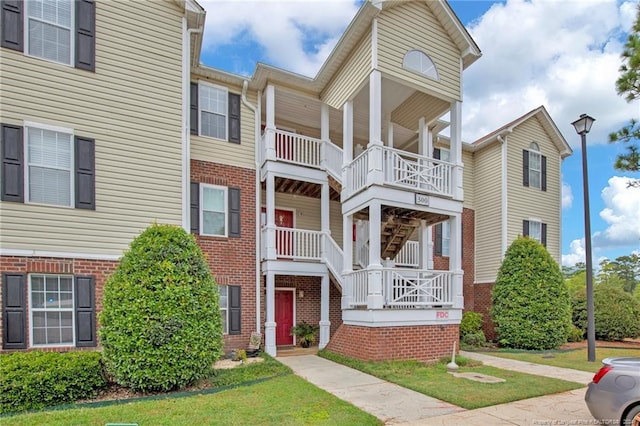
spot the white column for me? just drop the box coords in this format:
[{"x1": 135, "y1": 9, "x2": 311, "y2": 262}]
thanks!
[
  {"x1": 319, "y1": 274, "x2": 331, "y2": 349},
  {"x1": 449, "y1": 213, "x2": 464, "y2": 309},
  {"x1": 265, "y1": 272, "x2": 276, "y2": 356},
  {"x1": 265, "y1": 173, "x2": 277, "y2": 260},
  {"x1": 343, "y1": 101, "x2": 353, "y2": 165},
  {"x1": 367, "y1": 70, "x2": 384, "y2": 187},
  {"x1": 418, "y1": 117, "x2": 427, "y2": 156},
  {"x1": 320, "y1": 103, "x2": 330, "y2": 171},
  {"x1": 450, "y1": 101, "x2": 463, "y2": 200},
  {"x1": 341, "y1": 213, "x2": 353, "y2": 309},
  {"x1": 385, "y1": 114, "x2": 393, "y2": 148},
  {"x1": 321, "y1": 182, "x2": 330, "y2": 259},
  {"x1": 367, "y1": 200, "x2": 384, "y2": 309},
  {"x1": 265, "y1": 85, "x2": 276, "y2": 161},
  {"x1": 418, "y1": 219, "x2": 432, "y2": 270}
]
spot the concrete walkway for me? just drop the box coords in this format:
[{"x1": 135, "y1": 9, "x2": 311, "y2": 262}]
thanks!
[{"x1": 277, "y1": 352, "x2": 597, "y2": 425}]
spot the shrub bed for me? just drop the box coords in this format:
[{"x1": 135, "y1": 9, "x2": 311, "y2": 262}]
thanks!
[{"x1": 0, "y1": 351, "x2": 106, "y2": 414}]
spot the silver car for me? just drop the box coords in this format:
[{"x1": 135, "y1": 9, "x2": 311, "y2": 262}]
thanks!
[{"x1": 586, "y1": 357, "x2": 640, "y2": 425}]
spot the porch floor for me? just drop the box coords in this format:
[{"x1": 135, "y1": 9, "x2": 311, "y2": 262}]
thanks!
[{"x1": 276, "y1": 345, "x2": 319, "y2": 357}]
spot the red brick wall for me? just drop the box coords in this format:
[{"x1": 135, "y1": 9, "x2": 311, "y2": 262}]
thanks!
[
  {"x1": 0, "y1": 256, "x2": 118, "y2": 352},
  {"x1": 191, "y1": 159, "x2": 257, "y2": 352},
  {"x1": 473, "y1": 282, "x2": 497, "y2": 341},
  {"x1": 326, "y1": 323, "x2": 459, "y2": 362}
]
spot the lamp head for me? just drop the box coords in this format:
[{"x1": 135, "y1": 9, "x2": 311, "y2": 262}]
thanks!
[{"x1": 571, "y1": 113, "x2": 595, "y2": 136}]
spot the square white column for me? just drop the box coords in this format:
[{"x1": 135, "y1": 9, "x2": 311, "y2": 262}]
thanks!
[
  {"x1": 265, "y1": 273, "x2": 277, "y2": 356},
  {"x1": 319, "y1": 274, "x2": 331, "y2": 349}
]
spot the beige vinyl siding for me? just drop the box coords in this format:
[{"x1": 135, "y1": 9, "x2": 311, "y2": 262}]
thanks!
[
  {"x1": 462, "y1": 150, "x2": 474, "y2": 209},
  {"x1": 506, "y1": 118, "x2": 562, "y2": 263},
  {"x1": 377, "y1": 2, "x2": 461, "y2": 101},
  {"x1": 0, "y1": 1, "x2": 184, "y2": 256},
  {"x1": 473, "y1": 143, "x2": 503, "y2": 283},
  {"x1": 190, "y1": 79, "x2": 257, "y2": 169},
  {"x1": 322, "y1": 32, "x2": 372, "y2": 109}
]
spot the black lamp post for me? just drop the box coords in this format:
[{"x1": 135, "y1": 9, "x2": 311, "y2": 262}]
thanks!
[{"x1": 571, "y1": 113, "x2": 596, "y2": 362}]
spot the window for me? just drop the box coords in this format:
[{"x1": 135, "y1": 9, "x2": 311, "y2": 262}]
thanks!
[
  {"x1": 26, "y1": 0, "x2": 73, "y2": 65},
  {"x1": 523, "y1": 143, "x2": 547, "y2": 191},
  {"x1": 199, "y1": 84, "x2": 228, "y2": 140},
  {"x1": 200, "y1": 184, "x2": 228, "y2": 237},
  {"x1": 523, "y1": 219, "x2": 547, "y2": 247},
  {"x1": 219, "y1": 285, "x2": 229, "y2": 334},
  {"x1": 25, "y1": 125, "x2": 73, "y2": 207},
  {"x1": 30, "y1": 274, "x2": 74, "y2": 346},
  {"x1": 403, "y1": 50, "x2": 438, "y2": 80},
  {"x1": 441, "y1": 221, "x2": 451, "y2": 256}
]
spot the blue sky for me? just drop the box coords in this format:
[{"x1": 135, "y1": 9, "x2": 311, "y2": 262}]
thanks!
[{"x1": 196, "y1": 0, "x2": 640, "y2": 266}]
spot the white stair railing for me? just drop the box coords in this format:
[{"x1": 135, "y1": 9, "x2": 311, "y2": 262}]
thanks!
[
  {"x1": 323, "y1": 141, "x2": 343, "y2": 184},
  {"x1": 394, "y1": 241, "x2": 419, "y2": 267},
  {"x1": 323, "y1": 234, "x2": 344, "y2": 289}
]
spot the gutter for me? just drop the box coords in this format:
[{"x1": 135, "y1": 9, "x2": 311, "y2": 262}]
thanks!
[
  {"x1": 497, "y1": 130, "x2": 511, "y2": 257},
  {"x1": 241, "y1": 80, "x2": 261, "y2": 334}
]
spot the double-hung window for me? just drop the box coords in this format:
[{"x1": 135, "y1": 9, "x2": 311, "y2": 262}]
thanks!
[
  {"x1": 199, "y1": 84, "x2": 228, "y2": 140},
  {"x1": 523, "y1": 219, "x2": 547, "y2": 247},
  {"x1": 523, "y1": 142, "x2": 546, "y2": 191},
  {"x1": 201, "y1": 184, "x2": 228, "y2": 237},
  {"x1": 26, "y1": 0, "x2": 73, "y2": 65},
  {"x1": 25, "y1": 124, "x2": 73, "y2": 207},
  {"x1": 219, "y1": 285, "x2": 229, "y2": 334},
  {"x1": 30, "y1": 274, "x2": 74, "y2": 346}
]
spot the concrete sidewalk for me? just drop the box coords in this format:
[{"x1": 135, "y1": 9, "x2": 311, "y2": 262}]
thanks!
[{"x1": 277, "y1": 352, "x2": 596, "y2": 425}]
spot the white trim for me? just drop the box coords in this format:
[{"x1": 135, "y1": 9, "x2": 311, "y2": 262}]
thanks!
[
  {"x1": 24, "y1": 0, "x2": 75, "y2": 67},
  {"x1": 275, "y1": 287, "x2": 296, "y2": 346},
  {"x1": 28, "y1": 273, "x2": 76, "y2": 348},
  {"x1": 499, "y1": 135, "x2": 508, "y2": 257},
  {"x1": 199, "y1": 183, "x2": 228, "y2": 237},
  {"x1": 0, "y1": 249, "x2": 121, "y2": 261},
  {"x1": 218, "y1": 284, "x2": 230, "y2": 335},
  {"x1": 198, "y1": 81, "x2": 229, "y2": 141},
  {"x1": 371, "y1": 18, "x2": 377, "y2": 69}
]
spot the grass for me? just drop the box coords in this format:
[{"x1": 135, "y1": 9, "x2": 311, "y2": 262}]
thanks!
[
  {"x1": 476, "y1": 346, "x2": 640, "y2": 373},
  {"x1": 1, "y1": 375, "x2": 381, "y2": 425},
  {"x1": 319, "y1": 350, "x2": 584, "y2": 409}
]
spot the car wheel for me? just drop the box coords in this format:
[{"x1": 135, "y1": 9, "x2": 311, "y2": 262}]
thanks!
[{"x1": 624, "y1": 405, "x2": 640, "y2": 426}]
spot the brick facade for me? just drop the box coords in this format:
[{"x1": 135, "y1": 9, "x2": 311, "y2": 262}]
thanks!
[
  {"x1": 326, "y1": 323, "x2": 459, "y2": 362},
  {"x1": 473, "y1": 282, "x2": 497, "y2": 341},
  {"x1": 191, "y1": 159, "x2": 257, "y2": 352},
  {"x1": 0, "y1": 256, "x2": 118, "y2": 352}
]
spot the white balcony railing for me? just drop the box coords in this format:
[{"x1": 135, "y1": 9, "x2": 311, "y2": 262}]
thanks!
[
  {"x1": 261, "y1": 227, "x2": 323, "y2": 260},
  {"x1": 275, "y1": 130, "x2": 322, "y2": 167},
  {"x1": 343, "y1": 268, "x2": 456, "y2": 309},
  {"x1": 345, "y1": 150, "x2": 369, "y2": 197},
  {"x1": 394, "y1": 241, "x2": 419, "y2": 267}
]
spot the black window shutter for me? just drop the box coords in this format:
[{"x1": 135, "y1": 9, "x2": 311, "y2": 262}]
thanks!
[
  {"x1": 523, "y1": 220, "x2": 529, "y2": 237},
  {"x1": 523, "y1": 150, "x2": 529, "y2": 187},
  {"x1": 75, "y1": 276, "x2": 96, "y2": 347},
  {"x1": 228, "y1": 187, "x2": 241, "y2": 237},
  {"x1": 75, "y1": 136, "x2": 95, "y2": 209},
  {"x1": 541, "y1": 155, "x2": 547, "y2": 192},
  {"x1": 433, "y1": 148, "x2": 441, "y2": 160},
  {"x1": 2, "y1": 273, "x2": 26, "y2": 349},
  {"x1": 1, "y1": 124, "x2": 24, "y2": 202},
  {"x1": 541, "y1": 223, "x2": 547, "y2": 247},
  {"x1": 190, "y1": 182, "x2": 200, "y2": 234},
  {"x1": 1, "y1": 0, "x2": 23, "y2": 52},
  {"x1": 190, "y1": 83, "x2": 198, "y2": 135},
  {"x1": 228, "y1": 93, "x2": 241, "y2": 144},
  {"x1": 228, "y1": 285, "x2": 241, "y2": 335},
  {"x1": 434, "y1": 223, "x2": 443, "y2": 256},
  {"x1": 75, "y1": 0, "x2": 95, "y2": 71}
]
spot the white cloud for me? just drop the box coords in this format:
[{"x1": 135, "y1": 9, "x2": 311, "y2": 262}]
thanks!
[
  {"x1": 462, "y1": 0, "x2": 638, "y2": 146},
  {"x1": 198, "y1": 0, "x2": 360, "y2": 77},
  {"x1": 592, "y1": 176, "x2": 640, "y2": 249},
  {"x1": 562, "y1": 238, "x2": 586, "y2": 266},
  {"x1": 562, "y1": 182, "x2": 573, "y2": 209}
]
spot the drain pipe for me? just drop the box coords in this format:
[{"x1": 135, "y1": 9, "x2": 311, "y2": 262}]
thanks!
[
  {"x1": 241, "y1": 80, "x2": 261, "y2": 334},
  {"x1": 497, "y1": 131, "x2": 511, "y2": 257}
]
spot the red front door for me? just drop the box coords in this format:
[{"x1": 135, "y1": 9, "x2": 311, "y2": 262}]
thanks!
[{"x1": 275, "y1": 290, "x2": 294, "y2": 345}]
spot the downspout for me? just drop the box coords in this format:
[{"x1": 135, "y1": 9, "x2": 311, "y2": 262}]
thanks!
[
  {"x1": 182, "y1": 23, "x2": 202, "y2": 231},
  {"x1": 241, "y1": 80, "x2": 261, "y2": 334},
  {"x1": 497, "y1": 131, "x2": 511, "y2": 257}
]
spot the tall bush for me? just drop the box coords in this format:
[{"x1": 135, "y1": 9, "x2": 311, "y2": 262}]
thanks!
[
  {"x1": 100, "y1": 224, "x2": 223, "y2": 392},
  {"x1": 492, "y1": 237, "x2": 572, "y2": 350}
]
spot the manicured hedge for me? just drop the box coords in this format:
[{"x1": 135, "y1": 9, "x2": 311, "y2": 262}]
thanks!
[{"x1": 0, "y1": 351, "x2": 106, "y2": 414}]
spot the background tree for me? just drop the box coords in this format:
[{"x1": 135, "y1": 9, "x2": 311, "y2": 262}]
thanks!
[
  {"x1": 610, "y1": 3, "x2": 640, "y2": 186},
  {"x1": 492, "y1": 237, "x2": 572, "y2": 350},
  {"x1": 100, "y1": 224, "x2": 223, "y2": 392},
  {"x1": 598, "y1": 254, "x2": 640, "y2": 294}
]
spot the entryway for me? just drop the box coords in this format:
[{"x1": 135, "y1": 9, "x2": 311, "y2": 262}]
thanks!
[{"x1": 275, "y1": 289, "x2": 295, "y2": 346}]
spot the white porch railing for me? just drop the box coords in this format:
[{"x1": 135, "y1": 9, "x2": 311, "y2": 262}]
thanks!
[
  {"x1": 343, "y1": 268, "x2": 456, "y2": 309},
  {"x1": 324, "y1": 234, "x2": 344, "y2": 289},
  {"x1": 323, "y1": 141, "x2": 343, "y2": 184},
  {"x1": 384, "y1": 147, "x2": 453, "y2": 196},
  {"x1": 261, "y1": 227, "x2": 323, "y2": 260},
  {"x1": 394, "y1": 241, "x2": 419, "y2": 267},
  {"x1": 344, "y1": 150, "x2": 369, "y2": 197},
  {"x1": 275, "y1": 130, "x2": 322, "y2": 167}
]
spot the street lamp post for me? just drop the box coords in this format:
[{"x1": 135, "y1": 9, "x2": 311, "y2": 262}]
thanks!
[{"x1": 571, "y1": 113, "x2": 596, "y2": 362}]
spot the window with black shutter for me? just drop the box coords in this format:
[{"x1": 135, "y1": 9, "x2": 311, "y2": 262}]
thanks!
[
  {"x1": 1, "y1": 124, "x2": 24, "y2": 202},
  {"x1": 2, "y1": 273, "x2": 27, "y2": 349},
  {"x1": 228, "y1": 285, "x2": 241, "y2": 335}
]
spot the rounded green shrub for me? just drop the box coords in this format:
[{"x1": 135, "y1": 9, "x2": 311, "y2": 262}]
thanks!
[
  {"x1": 0, "y1": 351, "x2": 106, "y2": 414},
  {"x1": 572, "y1": 285, "x2": 640, "y2": 341},
  {"x1": 99, "y1": 224, "x2": 223, "y2": 392},
  {"x1": 460, "y1": 311, "x2": 484, "y2": 337},
  {"x1": 491, "y1": 237, "x2": 572, "y2": 350},
  {"x1": 461, "y1": 331, "x2": 486, "y2": 349}
]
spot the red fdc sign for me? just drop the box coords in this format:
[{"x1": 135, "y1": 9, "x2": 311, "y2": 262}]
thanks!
[{"x1": 436, "y1": 311, "x2": 449, "y2": 319}]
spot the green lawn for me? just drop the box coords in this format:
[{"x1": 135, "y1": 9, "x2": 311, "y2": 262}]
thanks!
[
  {"x1": 1, "y1": 375, "x2": 381, "y2": 426},
  {"x1": 319, "y1": 351, "x2": 583, "y2": 409},
  {"x1": 476, "y1": 347, "x2": 640, "y2": 373}
]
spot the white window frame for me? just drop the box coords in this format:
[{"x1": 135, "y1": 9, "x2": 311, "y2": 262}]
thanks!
[
  {"x1": 24, "y1": 121, "x2": 75, "y2": 208},
  {"x1": 528, "y1": 219, "x2": 542, "y2": 243},
  {"x1": 528, "y1": 142, "x2": 542, "y2": 190},
  {"x1": 439, "y1": 148, "x2": 451, "y2": 162},
  {"x1": 442, "y1": 220, "x2": 451, "y2": 257},
  {"x1": 403, "y1": 50, "x2": 438, "y2": 80},
  {"x1": 24, "y1": 0, "x2": 75, "y2": 67},
  {"x1": 29, "y1": 274, "x2": 75, "y2": 348},
  {"x1": 219, "y1": 285, "x2": 229, "y2": 334},
  {"x1": 200, "y1": 183, "x2": 228, "y2": 237},
  {"x1": 198, "y1": 82, "x2": 228, "y2": 141}
]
